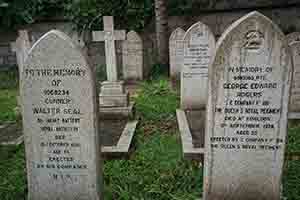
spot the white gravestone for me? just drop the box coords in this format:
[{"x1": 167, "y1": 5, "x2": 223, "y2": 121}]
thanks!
[
  {"x1": 11, "y1": 30, "x2": 32, "y2": 77},
  {"x1": 169, "y1": 28, "x2": 185, "y2": 79},
  {"x1": 22, "y1": 30, "x2": 102, "y2": 200},
  {"x1": 204, "y1": 12, "x2": 292, "y2": 200},
  {"x1": 92, "y1": 16, "x2": 126, "y2": 82},
  {"x1": 122, "y1": 31, "x2": 143, "y2": 81},
  {"x1": 93, "y1": 16, "x2": 129, "y2": 108},
  {"x1": 286, "y1": 32, "x2": 300, "y2": 45},
  {"x1": 181, "y1": 22, "x2": 215, "y2": 109},
  {"x1": 289, "y1": 41, "x2": 300, "y2": 115}
]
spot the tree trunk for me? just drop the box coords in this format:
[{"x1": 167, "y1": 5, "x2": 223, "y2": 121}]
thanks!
[{"x1": 154, "y1": 0, "x2": 169, "y2": 65}]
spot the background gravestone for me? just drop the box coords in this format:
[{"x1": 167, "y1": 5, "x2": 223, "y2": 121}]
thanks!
[
  {"x1": 181, "y1": 21, "x2": 215, "y2": 109},
  {"x1": 204, "y1": 11, "x2": 292, "y2": 200},
  {"x1": 122, "y1": 31, "x2": 143, "y2": 81},
  {"x1": 22, "y1": 30, "x2": 102, "y2": 199},
  {"x1": 289, "y1": 41, "x2": 300, "y2": 113},
  {"x1": 286, "y1": 32, "x2": 300, "y2": 45},
  {"x1": 11, "y1": 30, "x2": 32, "y2": 78},
  {"x1": 169, "y1": 28, "x2": 185, "y2": 79}
]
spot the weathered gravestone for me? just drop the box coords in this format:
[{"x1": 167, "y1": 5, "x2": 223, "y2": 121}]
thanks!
[
  {"x1": 181, "y1": 21, "x2": 215, "y2": 109},
  {"x1": 289, "y1": 41, "x2": 300, "y2": 119},
  {"x1": 169, "y1": 28, "x2": 185, "y2": 80},
  {"x1": 286, "y1": 32, "x2": 300, "y2": 45},
  {"x1": 122, "y1": 31, "x2": 143, "y2": 81},
  {"x1": 93, "y1": 16, "x2": 137, "y2": 157},
  {"x1": 92, "y1": 16, "x2": 129, "y2": 110},
  {"x1": 11, "y1": 30, "x2": 32, "y2": 79},
  {"x1": 204, "y1": 11, "x2": 292, "y2": 200},
  {"x1": 22, "y1": 30, "x2": 102, "y2": 199}
]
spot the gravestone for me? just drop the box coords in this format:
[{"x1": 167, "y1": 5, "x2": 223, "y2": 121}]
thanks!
[
  {"x1": 169, "y1": 28, "x2": 185, "y2": 79},
  {"x1": 181, "y1": 22, "x2": 215, "y2": 109},
  {"x1": 11, "y1": 30, "x2": 32, "y2": 78},
  {"x1": 122, "y1": 31, "x2": 143, "y2": 81},
  {"x1": 22, "y1": 30, "x2": 102, "y2": 199},
  {"x1": 289, "y1": 41, "x2": 300, "y2": 118},
  {"x1": 204, "y1": 11, "x2": 292, "y2": 200},
  {"x1": 92, "y1": 16, "x2": 137, "y2": 157},
  {"x1": 286, "y1": 32, "x2": 300, "y2": 45},
  {"x1": 92, "y1": 16, "x2": 129, "y2": 109}
]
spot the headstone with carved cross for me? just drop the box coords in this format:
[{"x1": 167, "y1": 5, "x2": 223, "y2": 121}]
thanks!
[{"x1": 92, "y1": 16, "x2": 129, "y2": 109}]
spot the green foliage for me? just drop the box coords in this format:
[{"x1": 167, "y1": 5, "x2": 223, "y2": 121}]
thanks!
[
  {"x1": 135, "y1": 77, "x2": 179, "y2": 122},
  {"x1": 149, "y1": 64, "x2": 169, "y2": 80},
  {"x1": 283, "y1": 160, "x2": 300, "y2": 199},
  {"x1": 0, "y1": 0, "x2": 154, "y2": 32},
  {"x1": 67, "y1": 0, "x2": 154, "y2": 32},
  {"x1": 0, "y1": 0, "x2": 70, "y2": 30},
  {"x1": 96, "y1": 64, "x2": 107, "y2": 82},
  {"x1": 0, "y1": 145, "x2": 26, "y2": 199},
  {"x1": 0, "y1": 70, "x2": 18, "y2": 122}
]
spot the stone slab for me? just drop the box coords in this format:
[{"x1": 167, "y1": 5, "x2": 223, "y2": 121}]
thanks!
[
  {"x1": 101, "y1": 120, "x2": 138, "y2": 158},
  {"x1": 99, "y1": 102, "x2": 134, "y2": 119},
  {"x1": 181, "y1": 21, "x2": 215, "y2": 109},
  {"x1": 176, "y1": 109, "x2": 204, "y2": 160},
  {"x1": 204, "y1": 11, "x2": 292, "y2": 200},
  {"x1": 288, "y1": 41, "x2": 300, "y2": 118},
  {"x1": 169, "y1": 28, "x2": 185, "y2": 79},
  {"x1": 99, "y1": 93, "x2": 129, "y2": 107},
  {"x1": 22, "y1": 30, "x2": 102, "y2": 199},
  {"x1": 100, "y1": 81, "x2": 125, "y2": 95},
  {"x1": 123, "y1": 31, "x2": 143, "y2": 80},
  {"x1": 0, "y1": 123, "x2": 23, "y2": 146}
]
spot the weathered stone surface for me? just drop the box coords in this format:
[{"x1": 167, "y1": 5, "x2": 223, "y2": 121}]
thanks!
[
  {"x1": 286, "y1": 32, "x2": 300, "y2": 45},
  {"x1": 92, "y1": 16, "x2": 126, "y2": 82},
  {"x1": 289, "y1": 41, "x2": 300, "y2": 113},
  {"x1": 181, "y1": 21, "x2": 215, "y2": 109},
  {"x1": 169, "y1": 28, "x2": 185, "y2": 79},
  {"x1": 11, "y1": 30, "x2": 31, "y2": 78},
  {"x1": 22, "y1": 30, "x2": 102, "y2": 200},
  {"x1": 122, "y1": 31, "x2": 143, "y2": 80},
  {"x1": 204, "y1": 12, "x2": 292, "y2": 200}
]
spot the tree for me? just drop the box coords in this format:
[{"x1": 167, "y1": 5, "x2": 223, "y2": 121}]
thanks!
[{"x1": 154, "y1": 0, "x2": 169, "y2": 65}]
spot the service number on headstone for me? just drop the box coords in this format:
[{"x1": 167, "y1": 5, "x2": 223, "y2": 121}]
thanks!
[
  {"x1": 22, "y1": 30, "x2": 102, "y2": 199},
  {"x1": 204, "y1": 12, "x2": 292, "y2": 200}
]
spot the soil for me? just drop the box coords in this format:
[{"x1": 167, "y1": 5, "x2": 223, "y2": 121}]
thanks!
[
  {"x1": 185, "y1": 110, "x2": 205, "y2": 148},
  {"x1": 99, "y1": 119, "x2": 127, "y2": 146}
]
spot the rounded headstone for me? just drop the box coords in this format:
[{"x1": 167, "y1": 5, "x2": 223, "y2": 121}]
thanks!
[
  {"x1": 204, "y1": 11, "x2": 292, "y2": 200},
  {"x1": 22, "y1": 30, "x2": 102, "y2": 200},
  {"x1": 181, "y1": 21, "x2": 216, "y2": 109}
]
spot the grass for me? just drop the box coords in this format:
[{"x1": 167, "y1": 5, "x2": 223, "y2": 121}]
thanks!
[
  {"x1": 0, "y1": 70, "x2": 18, "y2": 123},
  {"x1": 0, "y1": 74, "x2": 299, "y2": 199}
]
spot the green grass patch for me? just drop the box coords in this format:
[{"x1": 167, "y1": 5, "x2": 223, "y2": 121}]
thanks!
[
  {"x1": 0, "y1": 70, "x2": 18, "y2": 123},
  {"x1": 0, "y1": 89, "x2": 18, "y2": 122},
  {"x1": 0, "y1": 145, "x2": 26, "y2": 200}
]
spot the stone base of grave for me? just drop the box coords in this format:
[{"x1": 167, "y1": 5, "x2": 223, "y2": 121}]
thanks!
[
  {"x1": 99, "y1": 81, "x2": 129, "y2": 107},
  {"x1": 288, "y1": 112, "x2": 300, "y2": 119},
  {"x1": 0, "y1": 122, "x2": 23, "y2": 145},
  {"x1": 100, "y1": 119, "x2": 138, "y2": 159},
  {"x1": 176, "y1": 109, "x2": 205, "y2": 161},
  {"x1": 99, "y1": 102, "x2": 135, "y2": 119}
]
